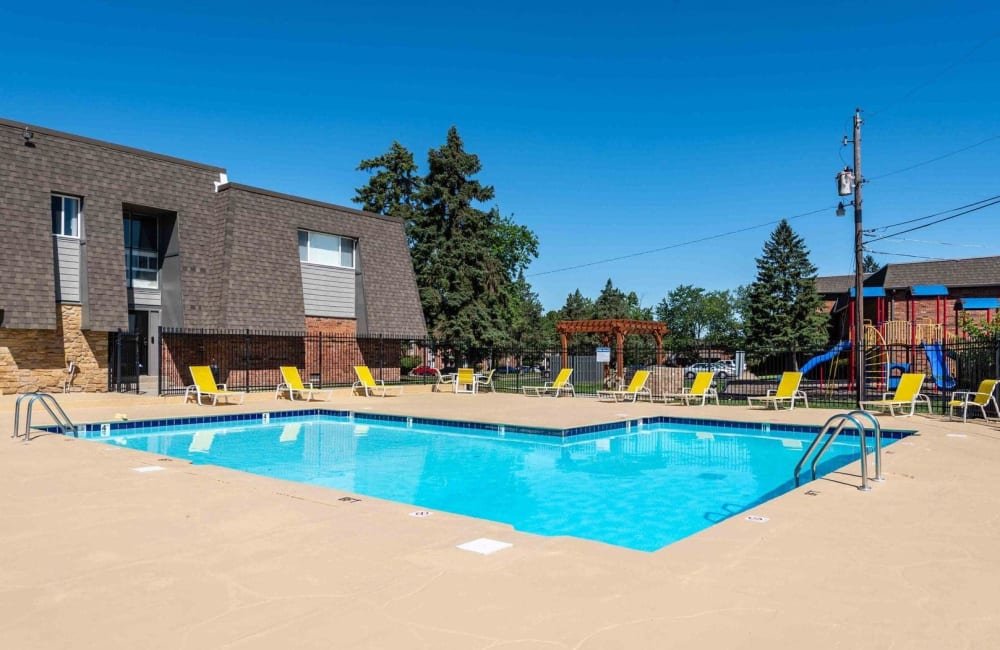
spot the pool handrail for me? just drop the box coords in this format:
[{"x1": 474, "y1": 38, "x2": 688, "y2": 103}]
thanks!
[
  {"x1": 794, "y1": 411, "x2": 878, "y2": 492},
  {"x1": 12, "y1": 392, "x2": 77, "y2": 441}
]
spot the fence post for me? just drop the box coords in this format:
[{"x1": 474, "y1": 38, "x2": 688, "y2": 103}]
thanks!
[
  {"x1": 157, "y1": 325, "x2": 163, "y2": 396},
  {"x1": 378, "y1": 334, "x2": 385, "y2": 382},
  {"x1": 244, "y1": 329, "x2": 251, "y2": 392},
  {"x1": 318, "y1": 331, "x2": 323, "y2": 386}
]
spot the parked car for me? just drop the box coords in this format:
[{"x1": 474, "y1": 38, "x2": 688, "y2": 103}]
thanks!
[
  {"x1": 683, "y1": 362, "x2": 728, "y2": 380},
  {"x1": 494, "y1": 365, "x2": 520, "y2": 374},
  {"x1": 715, "y1": 360, "x2": 742, "y2": 375},
  {"x1": 409, "y1": 365, "x2": 440, "y2": 376}
]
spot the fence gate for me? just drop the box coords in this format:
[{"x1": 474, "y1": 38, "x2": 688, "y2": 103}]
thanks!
[{"x1": 108, "y1": 330, "x2": 141, "y2": 393}]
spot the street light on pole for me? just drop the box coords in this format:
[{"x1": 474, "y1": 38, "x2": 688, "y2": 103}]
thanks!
[{"x1": 836, "y1": 108, "x2": 865, "y2": 406}]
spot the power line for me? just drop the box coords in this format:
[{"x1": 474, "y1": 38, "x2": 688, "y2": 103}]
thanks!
[
  {"x1": 527, "y1": 206, "x2": 834, "y2": 278},
  {"x1": 866, "y1": 196, "x2": 1000, "y2": 244},
  {"x1": 882, "y1": 237, "x2": 987, "y2": 248},
  {"x1": 867, "y1": 193, "x2": 1000, "y2": 232},
  {"x1": 865, "y1": 249, "x2": 948, "y2": 261},
  {"x1": 868, "y1": 135, "x2": 1000, "y2": 181}
]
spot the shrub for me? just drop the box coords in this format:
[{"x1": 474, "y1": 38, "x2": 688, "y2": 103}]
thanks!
[{"x1": 400, "y1": 355, "x2": 422, "y2": 373}]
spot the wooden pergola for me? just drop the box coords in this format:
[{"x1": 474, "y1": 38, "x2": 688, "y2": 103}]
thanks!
[{"x1": 555, "y1": 319, "x2": 668, "y2": 384}]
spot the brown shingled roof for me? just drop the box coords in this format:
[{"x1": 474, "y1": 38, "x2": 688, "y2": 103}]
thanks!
[
  {"x1": 879, "y1": 255, "x2": 1000, "y2": 289},
  {"x1": 816, "y1": 255, "x2": 1000, "y2": 296},
  {"x1": 814, "y1": 274, "x2": 857, "y2": 295}
]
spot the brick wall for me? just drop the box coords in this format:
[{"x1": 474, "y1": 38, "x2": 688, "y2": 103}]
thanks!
[
  {"x1": 305, "y1": 317, "x2": 356, "y2": 335},
  {"x1": 0, "y1": 305, "x2": 107, "y2": 394}
]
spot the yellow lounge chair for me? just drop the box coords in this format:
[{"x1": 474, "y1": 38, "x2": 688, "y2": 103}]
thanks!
[
  {"x1": 184, "y1": 366, "x2": 246, "y2": 406},
  {"x1": 860, "y1": 373, "x2": 931, "y2": 416},
  {"x1": 523, "y1": 368, "x2": 575, "y2": 397},
  {"x1": 432, "y1": 368, "x2": 454, "y2": 392},
  {"x1": 475, "y1": 368, "x2": 496, "y2": 393},
  {"x1": 597, "y1": 370, "x2": 651, "y2": 402},
  {"x1": 275, "y1": 366, "x2": 333, "y2": 401},
  {"x1": 454, "y1": 367, "x2": 477, "y2": 394},
  {"x1": 662, "y1": 371, "x2": 719, "y2": 406},
  {"x1": 747, "y1": 371, "x2": 808, "y2": 410},
  {"x1": 948, "y1": 379, "x2": 1000, "y2": 422},
  {"x1": 352, "y1": 365, "x2": 403, "y2": 397}
]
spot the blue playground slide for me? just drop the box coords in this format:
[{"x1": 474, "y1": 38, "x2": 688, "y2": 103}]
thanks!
[
  {"x1": 923, "y1": 342, "x2": 957, "y2": 390},
  {"x1": 801, "y1": 340, "x2": 851, "y2": 374}
]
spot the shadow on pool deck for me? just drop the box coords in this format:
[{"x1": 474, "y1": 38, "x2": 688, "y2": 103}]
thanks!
[{"x1": 2, "y1": 389, "x2": 1000, "y2": 648}]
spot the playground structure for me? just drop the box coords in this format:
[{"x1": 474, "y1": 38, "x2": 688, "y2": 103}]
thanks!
[{"x1": 804, "y1": 284, "x2": 1000, "y2": 396}]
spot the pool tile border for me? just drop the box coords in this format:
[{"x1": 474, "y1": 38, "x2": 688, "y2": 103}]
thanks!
[{"x1": 49, "y1": 408, "x2": 914, "y2": 441}]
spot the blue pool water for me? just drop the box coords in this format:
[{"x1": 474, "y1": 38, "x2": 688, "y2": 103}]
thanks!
[{"x1": 82, "y1": 413, "x2": 901, "y2": 552}]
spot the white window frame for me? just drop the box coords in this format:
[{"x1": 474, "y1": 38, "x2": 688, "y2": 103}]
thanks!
[
  {"x1": 52, "y1": 194, "x2": 82, "y2": 238},
  {"x1": 298, "y1": 229, "x2": 356, "y2": 269},
  {"x1": 126, "y1": 249, "x2": 159, "y2": 289}
]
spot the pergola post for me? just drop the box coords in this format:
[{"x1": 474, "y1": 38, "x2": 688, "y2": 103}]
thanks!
[
  {"x1": 560, "y1": 332, "x2": 569, "y2": 371},
  {"x1": 615, "y1": 330, "x2": 625, "y2": 384}
]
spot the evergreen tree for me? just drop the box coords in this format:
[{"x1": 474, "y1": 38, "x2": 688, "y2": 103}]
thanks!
[
  {"x1": 557, "y1": 290, "x2": 597, "y2": 349},
  {"x1": 412, "y1": 127, "x2": 505, "y2": 351},
  {"x1": 862, "y1": 254, "x2": 880, "y2": 273},
  {"x1": 594, "y1": 279, "x2": 630, "y2": 319},
  {"x1": 559, "y1": 289, "x2": 595, "y2": 321},
  {"x1": 626, "y1": 292, "x2": 653, "y2": 321},
  {"x1": 352, "y1": 142, "x2": 421, "y2": 231},
  {"x1": 354, "y1": 129, "x2": 539, "y2": 352},
  {"x1": 744, "y1": 220, "x2": 828, "y2": 366}
]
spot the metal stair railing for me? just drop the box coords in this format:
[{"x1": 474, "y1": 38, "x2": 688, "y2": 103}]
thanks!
[
  {"x1": 12, "y1": 392, "x2": 78, "y2": 442},
  {"x1": 794, "y1": 410, "x2": 882, "y2": 492}
]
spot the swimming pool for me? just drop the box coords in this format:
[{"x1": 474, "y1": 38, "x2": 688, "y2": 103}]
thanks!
[{"x1": 76, "y1": 411, "x2": 906, "y2": 552}]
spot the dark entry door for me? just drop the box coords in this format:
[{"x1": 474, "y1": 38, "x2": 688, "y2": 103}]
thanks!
[{"x1": 128, "y1": 310, "x2": 149, "y2": 375}]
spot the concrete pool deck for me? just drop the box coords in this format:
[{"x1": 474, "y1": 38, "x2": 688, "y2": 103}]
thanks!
[{"x1": 2, "y1": 388, "x2": 999, "y2": 648}]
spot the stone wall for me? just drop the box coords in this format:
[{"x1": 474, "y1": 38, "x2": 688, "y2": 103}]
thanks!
[{"x1": 0, "y1": 305, "x2": 106, "y2": 394}]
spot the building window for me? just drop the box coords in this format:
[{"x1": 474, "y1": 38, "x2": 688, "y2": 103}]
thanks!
[
  {"x1": 51, "y1": 194, "x2": 82, "y2": 237},
  {"x1": 298, "y1": 230, "x2": 355, "y2": 269},
  {"x1": 124, "y1": 214, "x2": 159, "y2": 289}
]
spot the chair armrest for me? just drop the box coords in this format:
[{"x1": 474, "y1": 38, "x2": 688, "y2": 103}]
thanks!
[
  {"x1": 766, "y1": 389, "x2": 778, "y2": 397},
  {"x1": 218, "y1": 383, "x2": 228, "y2": 390}
]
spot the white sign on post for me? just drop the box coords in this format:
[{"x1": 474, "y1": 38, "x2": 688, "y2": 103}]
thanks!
[{"x1": 596, "y1": 347, "x2": 611, "y2": 363}]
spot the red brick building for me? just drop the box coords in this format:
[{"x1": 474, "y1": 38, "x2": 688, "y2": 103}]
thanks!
[{"x1": 816, "y1": 256, "x2": 1000, "y2": 343}]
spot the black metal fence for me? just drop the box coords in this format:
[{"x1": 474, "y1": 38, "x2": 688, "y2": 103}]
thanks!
[
  {"x1": 155, "y1": 327, "x2": 1000, "y2": 415},
  {"x1": 108, "y1": 330, "x2": 141, "y2": 394}
]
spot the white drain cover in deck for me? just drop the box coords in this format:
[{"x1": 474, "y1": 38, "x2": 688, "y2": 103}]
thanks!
[
  {"x1": 456, "y1": 538, "x2": 512, "y2": 555},
  {"x1": 132, "y1": 465, "x2": 166, "y2": 473}
]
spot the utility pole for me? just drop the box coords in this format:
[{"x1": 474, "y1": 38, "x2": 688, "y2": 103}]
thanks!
[
  {"x1": 852, "y1": 108, "x2": 865, "y2": 407},
  {"x1": 837, "y1": 109, "x2": 865, "y2": 406}
]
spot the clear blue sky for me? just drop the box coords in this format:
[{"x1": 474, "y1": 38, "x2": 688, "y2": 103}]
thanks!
[{"x1": 4, "y1": 1, "x2": 999, "y2": 311}]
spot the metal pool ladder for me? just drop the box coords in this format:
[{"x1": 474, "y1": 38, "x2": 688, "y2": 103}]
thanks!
[
  {"x1": 12, "y1": 392, "x2": 78, "y2": 441},
  {"x1": 793, "y1": 410, "x2": 883, "y2": 491}
]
